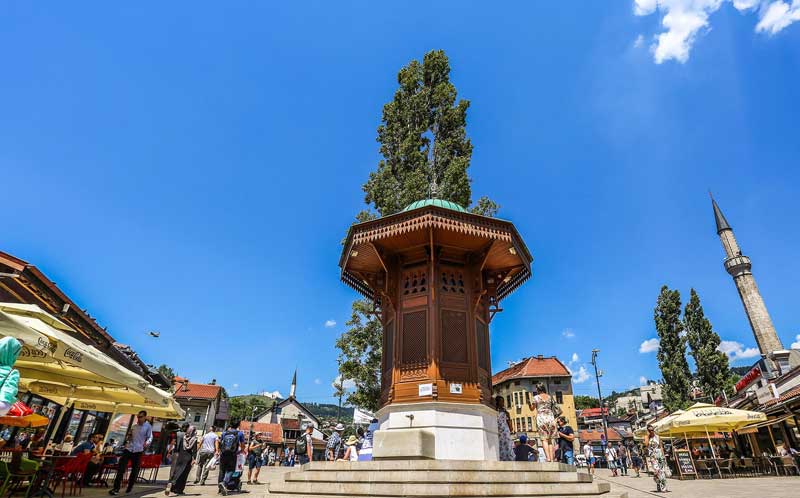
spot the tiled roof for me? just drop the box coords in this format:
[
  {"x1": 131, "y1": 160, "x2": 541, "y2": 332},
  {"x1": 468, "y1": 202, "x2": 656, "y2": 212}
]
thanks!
[
  {"x1": 578, "y1": 408, "x2": 609, "y2": 418},
  {"x1": 578, "y1": 428, "x2": 624, "y2": 442},
  {"x1": 238, "y1": 422, "x2": 283, "y2": 444},
  {"x1": 492, "y1": 356, "x2": 571, "y2": 385},
  {"x1": 173, "y1": 382, "x2": 221, "y2": 400},
  {"x1": 761, "y1": 385, "x2": 800, "y2": 408}
]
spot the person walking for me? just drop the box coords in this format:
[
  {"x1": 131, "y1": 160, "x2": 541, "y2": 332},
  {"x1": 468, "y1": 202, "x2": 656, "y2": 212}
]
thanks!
[
  {"x1": 528, "y1": 384, "x2": 557, "y2": 463},
  {"x1": 555, "y1": 416, "x2": 575, "y2": 465},
  {"x1": 110, "y1": 410, "x2": 153, "y2": 495},
  {"x1": 194, "y1": 427, "x2": 218, "y2": 485},
  {"x1": 326, "y1": 424, "x2": 344, "y2": 461},
  {"x1": 296, "y1": 424, "x2": 314, "y2": 465},
  {"x1": 246, "y1": 433, "x2": 265, "y2": 484},
  {"x1": 605, "y1": 443, "x2": 619, "y2": 477},
  {"x1": 583, "y1": 441, "x2": 595, "y2": 475},
  {"x1": 217, "y1": 421, "x2": 245, "y2": 496},
  {"x1": 617, "y1": 442, "x2": 628, "y2": 476},
  {"x1": 629, "y1": 442, "x2": 642, "y2": 477},
  {"x1": 644, "y1": 425, "x2": 668, "y2": 493},
  {"x1": 166, "y1": 424, "x2": 197, "y2": 496},
  {"x1": 494, "y1": 396, "x2": 514, "y2": 461}
]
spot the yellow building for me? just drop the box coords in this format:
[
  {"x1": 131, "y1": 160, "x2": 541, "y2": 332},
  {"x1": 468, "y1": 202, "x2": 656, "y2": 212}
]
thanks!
[{"x1": 492, "y1": 355, "x2": 578, "y2": 449}]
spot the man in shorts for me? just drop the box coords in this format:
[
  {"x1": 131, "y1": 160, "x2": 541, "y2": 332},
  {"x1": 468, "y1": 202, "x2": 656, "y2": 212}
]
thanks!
[{"x1": 583, "y1": 441, "x2": 595, "y2": 474}]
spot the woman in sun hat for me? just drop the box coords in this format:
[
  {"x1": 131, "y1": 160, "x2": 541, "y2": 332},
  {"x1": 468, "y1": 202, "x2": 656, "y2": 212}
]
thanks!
[{"x1": 338, "y1": 435, "x2": 360, "y2": 462}]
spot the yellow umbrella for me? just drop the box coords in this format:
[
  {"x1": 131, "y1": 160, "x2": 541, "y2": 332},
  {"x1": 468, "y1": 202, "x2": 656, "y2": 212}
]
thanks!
[
  {"x1": 0, "y1": 303, "x2": 180, "y2": 414},
  {"x1": 662, "y1": 403, "x2": 766, "y2": 434},
  {"x1": 633, "y1": 410, "x2": 685, "y2": 439}
]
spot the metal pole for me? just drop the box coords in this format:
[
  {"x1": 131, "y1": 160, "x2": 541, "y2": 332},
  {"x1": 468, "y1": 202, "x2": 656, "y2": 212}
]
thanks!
[{"x1": 591, "y1": 350, "x2": 609, "y2": 450}]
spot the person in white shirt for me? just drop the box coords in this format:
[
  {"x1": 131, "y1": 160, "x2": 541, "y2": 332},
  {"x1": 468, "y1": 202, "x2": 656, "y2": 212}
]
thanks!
[
  {"x1": 605, "y1": 445, "x2": 618, "y2": 477},
  {"x1": 110, "y1": 411, "x2": 153, "y2": 495},
  {"x1": 583, "y1": 442, "x2": 595, "y2": 474},
  {"x1": 194, "y1": 427, "x2": 219, "y2": 485}
]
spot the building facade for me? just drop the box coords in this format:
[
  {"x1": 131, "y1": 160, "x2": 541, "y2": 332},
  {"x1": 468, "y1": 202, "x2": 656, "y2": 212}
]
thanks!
[
  {"x1": 173, "y1": 378, "x2": 228, "y2": 433},
  {"x1": 492, "y1": 356, "x2": 577, "y2": 447}
]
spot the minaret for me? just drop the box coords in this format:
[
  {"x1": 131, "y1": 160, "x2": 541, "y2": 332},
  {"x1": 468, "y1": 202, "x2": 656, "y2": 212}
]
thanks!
[
  {"x1": 711, "y1": 195, "x2": 783, "y2": 354},
  {"x1": 289, "y1": 368, "x2": 297, "y2": 399}
]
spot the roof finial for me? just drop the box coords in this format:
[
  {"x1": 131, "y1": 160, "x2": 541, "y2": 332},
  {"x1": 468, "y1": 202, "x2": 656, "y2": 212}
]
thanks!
[{"x1": 289, "y1": 368, "x2": 297, "y2": 399}]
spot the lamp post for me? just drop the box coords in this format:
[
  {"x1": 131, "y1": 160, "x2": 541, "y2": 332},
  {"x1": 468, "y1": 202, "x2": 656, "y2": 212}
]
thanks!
[{"x1": 591, "y1": 349, "x2": 609, "y2": 451}]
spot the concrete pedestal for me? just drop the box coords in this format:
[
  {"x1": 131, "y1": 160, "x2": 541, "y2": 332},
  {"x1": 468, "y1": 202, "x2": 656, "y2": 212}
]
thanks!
[{"x1": 372, "y1": 401, "x2": 499, "y2": 461}]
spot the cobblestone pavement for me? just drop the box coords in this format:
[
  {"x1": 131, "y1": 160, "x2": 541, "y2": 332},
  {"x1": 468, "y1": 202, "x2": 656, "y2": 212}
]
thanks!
[
  {"x1": 76, "y1": 465, "x2": 799, "y2": 498},
  {"x1": 588, "y1": 467, "x2": 800, "y2": 498}
]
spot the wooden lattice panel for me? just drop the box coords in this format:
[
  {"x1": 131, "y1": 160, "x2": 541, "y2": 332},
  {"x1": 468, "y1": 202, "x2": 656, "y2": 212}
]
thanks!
[
  {"x1": 402, "y1": 269, "x2": 428, "y2": 296},
  {"x1": 476, "y1": 319, "x2": 489, "y2": 371},
  {"x1": 441, "y1": 310, "x2": 467, "y2": 363},
  {"x1": 401, "y1": 309, "x2": 427, "y2": 364},
  {"x1": 440, "y1": 269, "x2": 465, "y2": 294},
  {"x1": 383, "y1": 320, "x2": 394, "y2": 382}
]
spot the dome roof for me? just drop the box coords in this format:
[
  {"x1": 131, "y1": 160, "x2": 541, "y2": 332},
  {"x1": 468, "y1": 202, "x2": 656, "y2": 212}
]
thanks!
[{"x1": 402, "y1": 198, "x2": 467, "y2": 213}]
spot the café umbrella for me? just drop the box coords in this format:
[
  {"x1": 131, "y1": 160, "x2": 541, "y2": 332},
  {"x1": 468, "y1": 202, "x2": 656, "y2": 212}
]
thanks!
[{"x1": 661, "y1": 402, "x2": 766, "y2": 477}]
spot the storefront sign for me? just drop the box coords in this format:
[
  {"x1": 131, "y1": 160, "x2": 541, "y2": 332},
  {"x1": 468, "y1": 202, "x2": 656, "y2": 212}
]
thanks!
[{"x1": 735, "y1": 366, "x2": 761, "y2": 393}]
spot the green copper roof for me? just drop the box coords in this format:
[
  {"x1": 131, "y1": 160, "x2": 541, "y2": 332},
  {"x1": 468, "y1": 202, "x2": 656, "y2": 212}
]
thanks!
[{"x1": 402, "y1": 198, "x2": 467, "y2": 213}]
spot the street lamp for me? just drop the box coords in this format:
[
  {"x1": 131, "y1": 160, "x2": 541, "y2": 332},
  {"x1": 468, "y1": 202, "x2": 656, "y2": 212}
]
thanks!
[{"x1": 590, "y1": 349, "x2": 609, "y2": 451}]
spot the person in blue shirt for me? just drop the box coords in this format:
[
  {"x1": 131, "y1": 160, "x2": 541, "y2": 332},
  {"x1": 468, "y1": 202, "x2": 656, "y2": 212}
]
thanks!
[{"x1": 71, "y1": 433, "x2": 104, "y2": 486}]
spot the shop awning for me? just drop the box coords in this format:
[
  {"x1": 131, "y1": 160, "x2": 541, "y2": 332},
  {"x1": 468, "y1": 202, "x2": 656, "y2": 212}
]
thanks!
[{"x1": 0, "y1": 303, "x2": 183, "y2": 419}]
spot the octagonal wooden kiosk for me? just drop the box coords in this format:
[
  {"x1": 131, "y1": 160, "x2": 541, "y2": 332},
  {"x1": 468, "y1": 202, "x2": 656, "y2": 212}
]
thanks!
[{"x1": 339, "y1": 199, "x2": 532, "y2": 460}]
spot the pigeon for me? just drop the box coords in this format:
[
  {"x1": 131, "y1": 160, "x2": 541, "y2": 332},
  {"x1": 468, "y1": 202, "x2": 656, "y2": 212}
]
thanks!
[{"x1": 148, "y1": 331, "x2": 160, "y2": 338}]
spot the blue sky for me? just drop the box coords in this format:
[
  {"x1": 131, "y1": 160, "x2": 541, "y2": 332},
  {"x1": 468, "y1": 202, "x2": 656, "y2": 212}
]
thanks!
[{"x1": 2, "y1": 2, "x2": 799, "y2": 404}]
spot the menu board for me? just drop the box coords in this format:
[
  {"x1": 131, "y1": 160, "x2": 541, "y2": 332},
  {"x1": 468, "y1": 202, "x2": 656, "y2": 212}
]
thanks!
[{"x1": 675, "y1": 449, "x2": 696, "y2": 475}]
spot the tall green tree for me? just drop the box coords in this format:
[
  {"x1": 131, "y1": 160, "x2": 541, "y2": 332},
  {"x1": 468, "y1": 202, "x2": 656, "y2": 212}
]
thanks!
[
  {"x1": 337, "y1": 50, "x2": 497, "y2": 411},
  {"x1": 654, "y1": 286, "x2": 693, "y2": 411},
  {"x1": 157, "y1": 364, "x2": 177, "y2": 385},
  {"x1": 684, "y1": 289, "x2": 735, "y2": 402}
]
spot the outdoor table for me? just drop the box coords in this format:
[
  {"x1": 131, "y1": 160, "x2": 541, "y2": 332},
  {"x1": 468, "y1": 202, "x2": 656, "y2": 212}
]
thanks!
[{"x1": 28, "y1": 455, "x2": 75, "y2": 498}]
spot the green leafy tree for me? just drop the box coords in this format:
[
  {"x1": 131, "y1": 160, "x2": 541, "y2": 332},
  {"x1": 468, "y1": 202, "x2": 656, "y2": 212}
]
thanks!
[
  {"x1": 228, "y1": 395, "x2": 272, "y2": 423},
  {"x1": 574, "y1": 395, "x2": 600, "y2": 410},
  {"x1": 654, "y1": 286, "x2": 693, "y2": 411},
  {"x1": 337, "y1": 50, "x2": 498, "y2": 411},
  {"x1": 336, "y1": 300, "x2": 382, "y2": 412},
  {"x1": 157, "y1": 364, "x2": 176, "y2": 385},
  {"x1": 684, "y1": 289, "x2": 735, "y2": 402}
]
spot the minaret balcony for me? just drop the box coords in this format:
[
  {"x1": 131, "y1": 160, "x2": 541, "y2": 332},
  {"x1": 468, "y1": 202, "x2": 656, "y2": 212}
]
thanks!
[{"x1": 724, "y1": 255, "x2": 752, "y2": 277}]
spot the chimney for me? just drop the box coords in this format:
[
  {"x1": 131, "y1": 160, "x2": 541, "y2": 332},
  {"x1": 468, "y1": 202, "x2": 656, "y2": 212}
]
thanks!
[{"x1": 537, "y1": 355, "x2": 544, "y2": 360}]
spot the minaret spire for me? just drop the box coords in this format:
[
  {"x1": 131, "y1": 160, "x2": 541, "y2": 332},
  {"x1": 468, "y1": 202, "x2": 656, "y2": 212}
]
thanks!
[
  {"x1": 710, "y1": 194, "x2": 783, "y2": 355},
  {"x1": 289, "y1": 368, "x2": 297, "y2": 399}
]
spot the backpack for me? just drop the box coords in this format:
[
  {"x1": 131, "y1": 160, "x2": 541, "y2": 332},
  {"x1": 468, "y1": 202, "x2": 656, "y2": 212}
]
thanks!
[
  {"x1": 295, "y1": 434, "x2": 308, "y2": 455},
  {"x1": 220, "y1": 430, "x2": 240, "y2": 454}
]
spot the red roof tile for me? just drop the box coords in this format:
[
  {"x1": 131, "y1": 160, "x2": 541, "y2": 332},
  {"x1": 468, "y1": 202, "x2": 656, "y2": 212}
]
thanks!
[
  {"x1": 578, "y1": 428, "x2": 623, "y2": 442},
  {"x1": 238, "y1": 422, "x2": 283, "y2": 444},
  {"x1": 492, "y1": 356, "x2": 571, "y2": 385},
  {"x1": 578, "y1": 408, "x2": 609, "y2": 418},
  {"x1": 762, "y1": 385, "x2": 800, "y2": 407},
  {"x1": 173, "y1": 382, "x2": 221, "y2": 400}
]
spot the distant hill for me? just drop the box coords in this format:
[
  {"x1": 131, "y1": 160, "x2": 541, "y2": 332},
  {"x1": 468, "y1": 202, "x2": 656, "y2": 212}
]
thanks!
[{"x1": 229, "y1": 394, "x2": 354, "y2": 425}]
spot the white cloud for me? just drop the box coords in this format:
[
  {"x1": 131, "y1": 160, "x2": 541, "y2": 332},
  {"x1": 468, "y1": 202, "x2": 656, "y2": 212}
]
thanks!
[
  {"x1": 639, "y1": 375, "x2": 649, "y2": 385},
  {"x1": 314, "y1": 378, "x2": 321, "y2": 385},
  {"x1": 634, "y1": 34, "x2": 646, "y2": 47},
  {"x1": 232, "y1": 383, "x2": 239, "y2": 390},
  {"x1": 562, "y1": 328, "x2": 575, "y2": 339},
  {"x1": 333, "y1": 375, "x2": 356, "y2": 390},
  {"x1": 757, "y1": 1, "x2": 800, "y2": 34},
  {"x1": 791, "y1": 334, "x2": 800, "y2": 349},
  {"x1": 718, "y1": 340, "x2": 760, "y2": 361},
  {"x1": 571, "y1": 353, "x2": 579, "y2": 364},
  {"x1": 324, "y1": 319, "x2": 337, "y2": 328},
  {"x1": 634, "y1": 0, "x2": 800, "y2": 63},
  {"x1": 573, "y1": 365, "x2": 590, "y2": 383},
  {"x1": 639, "y1": 338, "x2": 660, "y2": 353}
]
